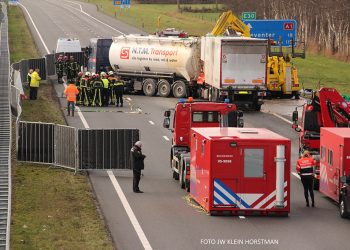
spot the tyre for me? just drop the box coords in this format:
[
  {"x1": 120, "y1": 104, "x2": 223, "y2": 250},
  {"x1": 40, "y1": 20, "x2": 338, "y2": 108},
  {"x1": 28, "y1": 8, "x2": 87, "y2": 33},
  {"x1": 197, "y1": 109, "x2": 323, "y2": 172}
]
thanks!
[
  {"x1": 158, "y1": 79, "x2": 171, "y2": 97},
  {"x1": 142, "y1": 78, "x2": 157, "y2": 96},
  {"x1": 340, "y1": 197, "x2": 350, "y2": 218},
  {"x1": 179, "y1": 162, "x2": 185, "y2": 189},
  {"x1": 172, "y1": 80, "x2": 187, "y2": 98}
]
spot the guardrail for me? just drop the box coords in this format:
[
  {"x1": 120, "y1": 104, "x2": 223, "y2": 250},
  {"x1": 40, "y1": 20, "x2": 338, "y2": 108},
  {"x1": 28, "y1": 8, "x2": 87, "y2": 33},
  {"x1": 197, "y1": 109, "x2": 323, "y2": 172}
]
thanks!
[{"x1": 0, "y1": 2, "x2": 12, "y2": 249}]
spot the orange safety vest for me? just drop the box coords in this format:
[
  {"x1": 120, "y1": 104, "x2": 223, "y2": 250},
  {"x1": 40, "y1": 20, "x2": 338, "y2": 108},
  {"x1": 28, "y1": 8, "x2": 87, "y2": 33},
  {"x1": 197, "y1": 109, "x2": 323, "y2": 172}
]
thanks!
[
  {"x1": 64, "y1": 84, "x2": 79, "y2": 102},
  {"x1": 296, "y1": 157, "x2": 315, "y2": 176}
]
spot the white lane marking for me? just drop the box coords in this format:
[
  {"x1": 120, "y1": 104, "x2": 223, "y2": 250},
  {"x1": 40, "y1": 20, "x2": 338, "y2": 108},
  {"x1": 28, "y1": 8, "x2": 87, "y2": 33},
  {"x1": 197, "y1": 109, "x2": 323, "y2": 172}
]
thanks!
[
  {"x1": 107, "y1": 171, "x2": 153, "y2": 250},
  {"x1": 292, "y1": 172, "x2": 301, "y2": 180},
  {"x1": 62, "y1": 81, "x2": 90, "y2": 128},
  {"x1": 148, "y1": 121, "x2": 155, "y2": 125},
  {"x1": 163, "y1": 136, "x2": 170, "y2": 141},
  {"x1": 63, "y1": 0, "x2": 125, "y2": 35},
  {"x1": 18, "y1": 3, "x2": 50, "y2": 54},
  {"x1": 271, "y1": 113, "x2": 293, "y2": 125},
  {"x1": 126, "y1": 97, "x2": 132, "y2": 101},
  {"x1": 239, "y1": 216, "x2": 245, "y2": 219}
]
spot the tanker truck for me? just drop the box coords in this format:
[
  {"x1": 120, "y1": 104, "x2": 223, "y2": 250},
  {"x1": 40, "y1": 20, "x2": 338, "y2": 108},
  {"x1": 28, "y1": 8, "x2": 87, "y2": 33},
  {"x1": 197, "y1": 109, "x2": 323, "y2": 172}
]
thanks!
[{"x1": 108, "y1": 35, "x2": 267, "y2": 110}]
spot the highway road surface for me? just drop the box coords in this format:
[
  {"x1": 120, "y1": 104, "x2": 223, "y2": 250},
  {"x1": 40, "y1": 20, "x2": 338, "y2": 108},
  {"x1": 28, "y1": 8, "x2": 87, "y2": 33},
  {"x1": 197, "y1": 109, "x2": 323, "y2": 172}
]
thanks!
[{"x1": 18, "y1": 1, "x2": 350, "y2": 249}]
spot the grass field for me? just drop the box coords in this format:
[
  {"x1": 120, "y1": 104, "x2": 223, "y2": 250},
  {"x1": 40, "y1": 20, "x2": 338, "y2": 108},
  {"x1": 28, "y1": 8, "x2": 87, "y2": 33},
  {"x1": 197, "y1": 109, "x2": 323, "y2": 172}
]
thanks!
[
  {"x1": 84, "y1": 1, "x2": 350, "y2": 94},
  {"x1": 8, "y1": 6, "x2": 113, "y2": 249}
]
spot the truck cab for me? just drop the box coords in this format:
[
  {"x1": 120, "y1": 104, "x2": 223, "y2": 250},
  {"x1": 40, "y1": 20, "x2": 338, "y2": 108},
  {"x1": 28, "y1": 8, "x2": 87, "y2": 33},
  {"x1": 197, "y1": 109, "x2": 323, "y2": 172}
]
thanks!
[
  {"x1": 88, "y1": 38, "x2": 113, "y2": 73},
  {"x1": 163, "y1": 98, "x2": 243, "y2": 190}
]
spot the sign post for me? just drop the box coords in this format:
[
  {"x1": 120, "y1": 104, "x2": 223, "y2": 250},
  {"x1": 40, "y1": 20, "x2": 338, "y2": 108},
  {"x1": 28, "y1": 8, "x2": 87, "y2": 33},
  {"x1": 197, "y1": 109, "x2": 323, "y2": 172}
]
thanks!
[{"x1": 242, "y1": 12, "x2": 256, "y2": 20}]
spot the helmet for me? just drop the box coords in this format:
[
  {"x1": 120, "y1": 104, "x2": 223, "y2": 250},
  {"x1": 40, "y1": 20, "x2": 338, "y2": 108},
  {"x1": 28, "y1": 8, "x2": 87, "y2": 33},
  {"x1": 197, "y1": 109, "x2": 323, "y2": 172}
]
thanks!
[
  {"x1": 70, "y1": 56, "x2": 74, "y2": 59},
  {"x1": 135, "y1": 141, "x2": 143, "y2": 148},
  {"x1": 78, "y1": 72, "x2": 83, "y2": 77},
  {"x1": 91, "y1": 73, "x2": 96, "y2": 78},
  {"x1": 100, "y1": 72, "x2": 106, "y2": 77},
  {"x1": 63, "y1": 56, "x2": 68, "y2": 60},
  {"x1": 58, "y1": 54, "x2": 63, "y2": 58},
  {"x1": 85, "y1": 72, "x2": 91, "y2": 77},
  {"x1": 108, "y1": 71, "x2": 114, "y2": 76}
]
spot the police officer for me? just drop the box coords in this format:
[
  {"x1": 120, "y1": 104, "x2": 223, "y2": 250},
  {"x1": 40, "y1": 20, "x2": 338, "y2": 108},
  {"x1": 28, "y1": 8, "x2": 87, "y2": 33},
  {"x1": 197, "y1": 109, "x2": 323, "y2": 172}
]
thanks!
[
  {"x1": 130, "y1": 141, "x2": 146, "y2": 193},
  {"x1": 91, "y1": 73, "x2": 103, "y2": 107},
  {"x1": 296, "y1": 151, "x2": 316, "y2": 207},
  {"x1": 101, "y1": 72, "x2": 109, "y2": 107},
  {"x1": 55, "y1": 54, "x2": 64, "y2": 83},
  {"x1": 114, "y1": 75, "x2": 124, "y2": 107}
]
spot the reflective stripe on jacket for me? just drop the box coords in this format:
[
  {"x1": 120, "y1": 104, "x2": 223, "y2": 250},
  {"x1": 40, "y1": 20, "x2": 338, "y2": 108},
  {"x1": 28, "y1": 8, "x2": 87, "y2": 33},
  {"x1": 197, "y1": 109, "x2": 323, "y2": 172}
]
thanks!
[
  {"x1": 296, "y1": 157, "x2": 315, "y2": 176},
  {"x1": 30, "y1": 71, "x2": 41, "y2": 87},
  {"x1": 64, "y1": 84, "x2": 79, "y2": 102},
  {"x1": 114, "y1": 81, "x2": 124, "y2": 86}
]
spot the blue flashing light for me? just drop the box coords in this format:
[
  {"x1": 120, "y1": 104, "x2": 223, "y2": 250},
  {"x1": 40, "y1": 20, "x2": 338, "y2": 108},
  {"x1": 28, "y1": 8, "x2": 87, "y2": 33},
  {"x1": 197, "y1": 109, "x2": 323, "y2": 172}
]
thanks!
[
  {"x1": 179, "y1": 98, "x2": 186, "y2": 103},
  {"x1": 224, "y1": 98, "x2": 230, "y2": 103}
]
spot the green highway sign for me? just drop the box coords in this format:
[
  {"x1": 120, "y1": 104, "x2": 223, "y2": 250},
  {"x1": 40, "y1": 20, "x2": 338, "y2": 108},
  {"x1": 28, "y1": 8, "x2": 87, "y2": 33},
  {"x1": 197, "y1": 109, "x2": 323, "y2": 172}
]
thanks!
[{"x1": 242, "y1": 12, "x2": 256, "y2": 20}]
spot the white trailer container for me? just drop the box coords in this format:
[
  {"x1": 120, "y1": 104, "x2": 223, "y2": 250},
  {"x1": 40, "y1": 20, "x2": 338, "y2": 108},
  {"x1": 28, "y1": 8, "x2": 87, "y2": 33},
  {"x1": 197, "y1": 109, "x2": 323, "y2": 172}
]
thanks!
[
  {"x1": 109, "y1": 35, "x2": 201, "y2": 98},
  {"x1": 201, "y1": 36, "x2": 267, "y2": 110}
]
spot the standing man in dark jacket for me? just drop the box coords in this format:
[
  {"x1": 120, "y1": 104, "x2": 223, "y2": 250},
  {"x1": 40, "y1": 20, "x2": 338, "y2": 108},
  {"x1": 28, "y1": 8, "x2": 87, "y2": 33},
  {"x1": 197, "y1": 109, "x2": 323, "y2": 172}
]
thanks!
[{"x1": 130, "y1": 141, "x2": 146, "y2": 193}]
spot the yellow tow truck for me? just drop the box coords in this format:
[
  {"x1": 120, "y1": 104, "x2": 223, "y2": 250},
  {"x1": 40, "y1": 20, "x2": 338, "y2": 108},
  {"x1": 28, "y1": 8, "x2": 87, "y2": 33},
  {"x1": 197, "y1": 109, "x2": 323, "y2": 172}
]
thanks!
[{"x1": 211, "y1": 10, "x2": 304, "y2": 99}]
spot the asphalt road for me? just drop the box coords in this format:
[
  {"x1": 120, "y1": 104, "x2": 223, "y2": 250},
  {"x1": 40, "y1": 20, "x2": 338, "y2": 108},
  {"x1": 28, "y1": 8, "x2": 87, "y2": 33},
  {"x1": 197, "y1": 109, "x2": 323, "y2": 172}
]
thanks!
[{"x1": 19, "y1": 1, "x2": 350, "y2": 249}]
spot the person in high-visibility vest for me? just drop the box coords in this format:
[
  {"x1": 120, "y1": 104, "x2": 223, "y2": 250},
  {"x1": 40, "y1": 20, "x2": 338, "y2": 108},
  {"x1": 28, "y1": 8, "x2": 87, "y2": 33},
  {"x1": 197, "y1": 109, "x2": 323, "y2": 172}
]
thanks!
[
  {"x1": 64, "y1": 81, "x2": 79, "y2": 117},
  {"x1": 296, "y1": 151, "x2": 316, "y2": 207},
  {"x1": 101, "y1": 72, "x2": 110, "y2": 107},
  {"x1": 114, "y1": 75, "x2": 124, "y2": 107},
  {"x1": 29, "y1": 69, "x2": 41, "y2": 100}
]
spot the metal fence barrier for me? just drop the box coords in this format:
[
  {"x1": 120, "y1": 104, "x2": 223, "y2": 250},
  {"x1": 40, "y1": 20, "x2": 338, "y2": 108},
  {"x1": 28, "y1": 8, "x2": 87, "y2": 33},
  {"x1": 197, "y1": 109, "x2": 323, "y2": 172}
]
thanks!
[
  {"x1": 17, "y1": 121, "x2": 55, "y2": 163},
  {"x1": 17, "y1": 121, "x2": 139, "y2": 171},
  {"x1": 78, "y1": 129, "x2": 139, "y2": 170},
  {"x1": 54, "y1": 125, "x2": 76, "y2": 170}
]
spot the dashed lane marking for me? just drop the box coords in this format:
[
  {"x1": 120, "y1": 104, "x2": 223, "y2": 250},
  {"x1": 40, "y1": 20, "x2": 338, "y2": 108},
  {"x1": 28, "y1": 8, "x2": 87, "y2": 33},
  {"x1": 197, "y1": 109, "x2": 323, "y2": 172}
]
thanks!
[
  {"x1": 163, "y1": 136, "x2": 170, "y2": 141},
  {"x1": 239, "y1": 216, "x2": 246, "y2": 219},
  {"x1": 149, "y1": 121, "x2": 155, "y2": 125}
]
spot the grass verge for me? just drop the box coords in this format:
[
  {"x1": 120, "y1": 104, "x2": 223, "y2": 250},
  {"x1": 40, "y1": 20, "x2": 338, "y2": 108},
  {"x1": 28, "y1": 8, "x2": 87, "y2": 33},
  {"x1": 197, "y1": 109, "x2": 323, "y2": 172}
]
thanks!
[
  {"x1": 8, "y1": 6, "x2": 113, "y2": 249},
  {"x1": 85, "y1": 1, "x2": 350, "y2": 95}
]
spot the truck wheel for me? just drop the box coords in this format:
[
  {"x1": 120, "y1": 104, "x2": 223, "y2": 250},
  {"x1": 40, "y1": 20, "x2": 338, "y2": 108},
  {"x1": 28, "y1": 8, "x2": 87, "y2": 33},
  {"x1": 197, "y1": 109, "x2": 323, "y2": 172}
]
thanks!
[
  {"x1": 179, "y1": 162, "x2": 185, "y2": 189},
  {"x1": 254, "y1": 104, "x2": 262, "y2": 111},
  {"x1": 173, "y1": 170, "x2": 179, "y2": 180},
  {"x1": 340, "y1": 197, "x2": 350, "y2": 218},
  {"x1": 143, "y1": 79, "x2": 157, "y2": 96},
  {"x1": 158, "y1": 79, "x2": 171, "y2": 97},
  {"x1": 172, "y1": 81, "x2": 187, "y2": 98}
]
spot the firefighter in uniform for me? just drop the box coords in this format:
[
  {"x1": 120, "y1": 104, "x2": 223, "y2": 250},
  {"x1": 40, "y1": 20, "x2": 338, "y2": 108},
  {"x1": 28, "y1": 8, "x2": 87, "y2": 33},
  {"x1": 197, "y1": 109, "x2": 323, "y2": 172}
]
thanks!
[
  {"x1": 79, "y1": 72, "x2": 91, "y2": 106},
  {"x1": 107, "y1": 71, "x2": 116, "y2": 105},
  {"x1": 130, "y1": 141, "x2": 146, "y2": 193},
  {"x1": 101, "y1": 72, "x2": 110, "y2": 107},
  {"x1": 296, "y1": 151, "x2": 316, "y2": 207},
  {"x1": 63, "y1": 56, "x2": 69, "y2": 77},
  {"x1": 114, "y1": 75, "x2": 124, "y2": 107},
  {"x1": 55, "y1": 54, "x2": 64, "y2": 83},
  {"x1": 75, "y1": 72, "x2": 84, "y2": 105},
  {"x1": 67, "y1": 56, "x2": 80, "y2": 82},
  {"x1": 91, "y1": 73, "x2": 103, "y2": 107}
]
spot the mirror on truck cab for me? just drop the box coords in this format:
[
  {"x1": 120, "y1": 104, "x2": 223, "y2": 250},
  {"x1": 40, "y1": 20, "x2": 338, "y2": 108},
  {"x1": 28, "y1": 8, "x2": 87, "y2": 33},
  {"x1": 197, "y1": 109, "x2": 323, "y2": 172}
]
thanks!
[
  {"x1": 163, "y1": 117, "x2": 170, "y2": 129},
  {"x1": 292, "y1": 110, "x2": 298, "y2": 122},
  {"x1": 164, "y1": 110, "x2": 171, "y2": 117}
]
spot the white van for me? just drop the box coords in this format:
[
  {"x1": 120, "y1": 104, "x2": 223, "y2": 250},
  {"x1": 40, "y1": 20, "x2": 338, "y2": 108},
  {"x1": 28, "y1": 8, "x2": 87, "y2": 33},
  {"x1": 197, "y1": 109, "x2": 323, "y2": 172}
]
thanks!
[{"x1": 55, "y1": 38, "x2": 82, "y2": 53}]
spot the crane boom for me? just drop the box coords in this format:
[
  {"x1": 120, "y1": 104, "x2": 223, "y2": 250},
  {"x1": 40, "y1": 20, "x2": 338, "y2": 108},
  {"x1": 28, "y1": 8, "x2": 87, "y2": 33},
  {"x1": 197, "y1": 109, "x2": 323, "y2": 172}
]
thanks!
[{"x1": 211, "y1": 10, "x2": 250, "y2": 37}]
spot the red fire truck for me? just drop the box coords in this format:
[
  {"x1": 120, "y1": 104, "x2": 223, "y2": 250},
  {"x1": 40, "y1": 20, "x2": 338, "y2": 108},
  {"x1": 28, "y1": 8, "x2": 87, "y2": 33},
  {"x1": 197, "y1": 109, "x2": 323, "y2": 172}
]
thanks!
[
  {"x1": 190, "y1": 127, "x2": 291, "y2": 216},
  {"x1": 163, "y1": 99, "x2": 243, "y2": 190},
  {"x1": 319, "y1": 128, "x2": 350, "y2": 218},
  {"x1": 292, "y1": 88, "x2": 350, "y2": 189}
]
